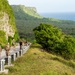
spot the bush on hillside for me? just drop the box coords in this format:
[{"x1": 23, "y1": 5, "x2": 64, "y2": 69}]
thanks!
[{"x1": 33, "y1": 23, "x2": 75, "y2": 59}]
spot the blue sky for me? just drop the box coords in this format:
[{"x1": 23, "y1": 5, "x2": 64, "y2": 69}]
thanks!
[{"x1": 8, "y1": 0, "x2": 75, "y2": 13}]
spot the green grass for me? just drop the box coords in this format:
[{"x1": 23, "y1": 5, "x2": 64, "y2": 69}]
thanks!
[{"x1": 1, "y1": 44, "x2": 75, "y2": 75}]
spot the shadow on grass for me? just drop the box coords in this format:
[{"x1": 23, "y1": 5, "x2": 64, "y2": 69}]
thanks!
[{"x1": 51, "y1": 56, "x2": 75, "y2": 69}]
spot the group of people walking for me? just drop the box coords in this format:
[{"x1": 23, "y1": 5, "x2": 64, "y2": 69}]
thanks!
[{"x1": 0, "y1": 40, "x2": 28, "y2": 57}]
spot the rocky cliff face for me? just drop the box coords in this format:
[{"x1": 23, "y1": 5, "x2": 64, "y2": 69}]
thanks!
[
  {"x1": 0, "y1": 0, "x2": 19, "y2": 46},
  {"x1": 0, "y1": 12, "x2": 14, "y2": 40}
]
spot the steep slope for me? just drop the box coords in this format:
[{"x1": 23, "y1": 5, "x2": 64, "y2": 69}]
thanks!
[
  {"x1": 0, "y1": 0, "x2": 19, "y2": 46},
  {"x1": 4, "y1": 44, "x2": 75, "y2": 75},
  {"x1": 11, "y1": 5, "x2": 75, "y2": 41}
]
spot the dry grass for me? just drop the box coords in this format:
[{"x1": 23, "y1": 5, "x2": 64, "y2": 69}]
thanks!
[{"x1": 1, "y1": 44, "x2": 75, "y2": 75}]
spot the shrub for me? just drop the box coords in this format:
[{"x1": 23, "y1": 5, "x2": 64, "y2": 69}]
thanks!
[
  {"x1": 0, "y1": 30, "x2": 7, "y2": 47},
  {"x1": 33, "y1": 23, "x2": 75, "y2": 59}
]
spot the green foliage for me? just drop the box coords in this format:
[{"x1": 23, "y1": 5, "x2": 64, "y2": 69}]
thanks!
[
  {"x1": 33, "y1": 23, "x2": 64, "y2": 50},
  {"x1": 33, "y1": 40, "x2": 37, "y2": 44},
  {"x1": 8, "y1": 36, "x2": 13, "y2": 46},
  {"x1": 8, "y1": 32, "x2": 20, "y2": 46},
  {"x1": 14, "y1": 32, "x2": 20, "y2": 42},
  {"x1": 0, "y1": 30, "x2": 7, "y2": 47},
  {"x1": 61, "y1": 36, "x2": 75, "y2": 59},
  {"x1": 33, "y1": 23, "x2": 75, "y2": 59},
  {"x1": 12, "y1": 5, "x2": 42, "y2": 19}
]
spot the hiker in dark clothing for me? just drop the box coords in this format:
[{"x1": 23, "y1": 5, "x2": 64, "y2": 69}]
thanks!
[{"x1": 19, "y1": 41, "x2": 22, "y2": 50}]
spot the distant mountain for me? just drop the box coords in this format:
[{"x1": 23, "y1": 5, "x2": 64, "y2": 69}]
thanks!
[
  {"x1": 11, "y1": 5, "x2": 75, "y2": 41},
  {"x1": 0, "y1": 0, "x2": 19, "y2": 47},
  {"x1": 12, "y1": 5, "x2": 43, "y2": 19}
]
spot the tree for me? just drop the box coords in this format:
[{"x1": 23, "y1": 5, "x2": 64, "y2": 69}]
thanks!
[
  {"x1": 33, "y1": 23, "x2": 75, "y2": 59},
  {"x1": 60, "y1": 36, "x2": 75, "y2": 59},
  {"x1": 33, "y1": 23, "x2": 63, "y2": 50}
]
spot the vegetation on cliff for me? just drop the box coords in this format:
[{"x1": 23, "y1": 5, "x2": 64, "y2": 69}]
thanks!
[
  {"x1": 0, "y1": 30, "x2": 7, "y2": 47},
  {"x1": 12, "y1": 5, "x2": 43, "y2": 19},
  {"x1": 0, "y1": 0, "x2": 16, "y2": 30},
  {"x1": 0, "y1": 0, "x2": 19, "y2": 47}
]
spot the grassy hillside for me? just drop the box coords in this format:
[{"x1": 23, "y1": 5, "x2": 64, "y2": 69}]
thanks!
[
  {"x1": 11, "y1": 5, "x2": 75, "y2": 41},
  {"x1": 1, "y1": 44, "x2": 75, "y2": 75}
]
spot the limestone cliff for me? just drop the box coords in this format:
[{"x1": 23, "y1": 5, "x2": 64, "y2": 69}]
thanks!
[
  {"x1": 0, "y1": 12, "x2": 14, "y2": 40},
  {"x1": 0, "y1": 0, "x2": 19, "y2": 46}
]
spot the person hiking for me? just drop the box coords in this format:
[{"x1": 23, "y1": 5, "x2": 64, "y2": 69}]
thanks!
[
  {"x1": 5, "y1": 43, "x2": 10, "y2": 56},
  {"x1": 19, "y1": 41, "x2": 22, "y2": 50}
]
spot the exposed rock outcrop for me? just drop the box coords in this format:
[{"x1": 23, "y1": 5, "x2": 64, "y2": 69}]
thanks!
[
  {"x1": 0, "y1": 0, "x2": 19, "y2": 46},
  {"x1": 0, "y1": 12, "x2": 14, "y2": 40}
]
